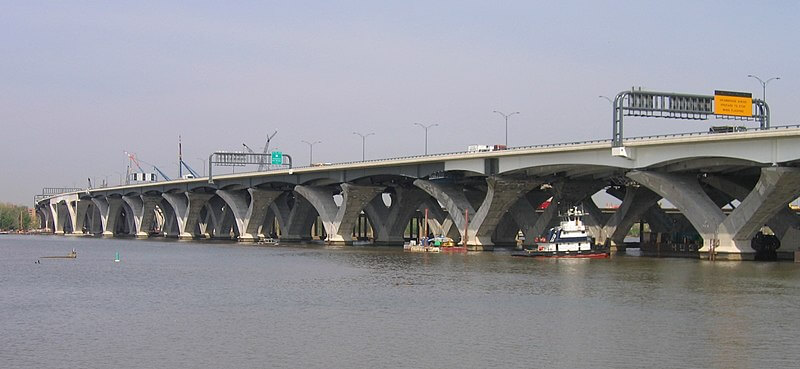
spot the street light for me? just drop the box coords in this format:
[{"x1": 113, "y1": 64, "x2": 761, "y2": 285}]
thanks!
[
  {"x1": 492, "y1": 110, "x2": 520, "y2": 147},
  {"x1": 599, "y1": 95, "x2": 613, "y2": 105},
  {"x1": 747, "y1": 74, "x2": 780, "y2": 101},
  {"x1": 352, "y1": 132, "x2": 374, "y2": 161},
  {"x1": 413, "y1": 123, "x2": 438, "y2": 155},
  {"x1": 301, "y1": 140, "x2": 322, "y2": 166}
]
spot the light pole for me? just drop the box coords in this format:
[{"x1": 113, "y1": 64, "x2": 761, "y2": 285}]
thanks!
[
  {"x1": 599, "y1": 95, "x2": 613, "y2": 105},
  {"x1": 413, "y1": 123, "x2": 438, "y2": 155},
  {"x1": 492, "y1": 110, "x2": 520, "y2": 147},
  {"x1": 301, "y1": 140, "x2": 322, "y2": 166},
  {"x1": 352, "y1": 132, "x2": 374, "y2": 161},
  {"x1": 747, "y1": 74, "x2": 780, "y2": 101}
]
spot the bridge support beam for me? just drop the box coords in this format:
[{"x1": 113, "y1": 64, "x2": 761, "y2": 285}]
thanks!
[
  {"x1": 217, "y1": 188, "x2": 283, "y2": 242},
  {"x1": 91, "y1": 197, "x2": 124, "y2": 237},
  {"x1": 365, "y1": 186, "x2": 429, "y2": 245},
  {"x1": 123, "y1": 195, "x2": 162, "y2": 238},
  {"x1": 295, "y1": 184, "x2": 385, "y2": 245},
  {"x1": 271, "y1": 193, "x2": 317, "y2": 242},
  {"x1": 703, "y1": 175, "x2": 800, "y2": 257},
  {"x1": 414, "y1": 177, "x2": 540, "y2": 250},
  {"x1": 500, "y1": 191, "x2": 555, "y2": 247},
  {"x1": 595, "y1": 186, "x2": 661, "y2": 248},
  {"x1": 48, "y1": 200, "x2": 64, "y2": 235},
  {"x1": 628, "y1": 168, "x2": 800, "y2": 260},
  {"x1": 162, "y1": 192, "x2": 214, "y2": 240}
]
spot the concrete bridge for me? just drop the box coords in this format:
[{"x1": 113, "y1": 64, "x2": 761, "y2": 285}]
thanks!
[{"x1": 36, "y1": 126, "x2": 800, "y2": 260}]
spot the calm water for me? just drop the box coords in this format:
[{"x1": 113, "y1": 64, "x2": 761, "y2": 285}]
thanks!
[{"x1": 1, "y1": 235, "x2": 799, "y2": 369}]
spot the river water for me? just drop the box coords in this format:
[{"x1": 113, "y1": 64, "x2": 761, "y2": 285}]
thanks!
[{"x1": 1, "y1": 235, "x2": 798, "y2": 369}]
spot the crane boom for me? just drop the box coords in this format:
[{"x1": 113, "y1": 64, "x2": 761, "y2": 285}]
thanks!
[{"x1": 258, "y1": 130, "x2": 278, "y2": 171}]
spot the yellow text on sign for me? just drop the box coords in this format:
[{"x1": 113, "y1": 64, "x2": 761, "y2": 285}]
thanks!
[{"x1": 714, "y1": 95, "x2": 752, "y2": 117}]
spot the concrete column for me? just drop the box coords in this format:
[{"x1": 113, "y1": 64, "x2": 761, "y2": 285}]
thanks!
[
  {"x1": 217, "y1": 188, "x2": 283, "y2": 242},
  {"x1": 414, "y1": 177, "x2": 539, "y2": 250},
  {"x1": 628, "y1": 168, "x2": 800, "y2": 260},
  {"x1": 162, "y1": 192, "x2": 214, "y2": 240},
  {"x1": 627, "y1": 171, "x2": 724, "y2": 246},
  {"x1": 717, "y1": 167, "x2": 800, "y2": 257},
  {"x1": 91, "y1": 196, "x2": 124, "y2": 237},
  {"x1": 71, "y1": 200, "x2": 91, "y2": 235},
  {"x1": 596, "y1": 186, "x2": 661, "y2": 248},
  {"x1": 500, "y1": 191, "x2": 554, "y2": 246},
  {"x1": 86, "y1": 205, "x2": 103, "y2": 234},
  {"x1": 294, "y1": 183, "x2": 385, "y2": 244},
  {"x1": 36, "y1": 208, "x2": 47, "y2": 229},
  {"x1": 123, "y1": 194, "x2": 162, "y2": 238},
  {"x1": 704, "y1": 174, "x2": 800, "y2": 255},
  {"x1": 364, "y1": 186, "x2": 429, "y2": 245},
  {"x1": 48, "y1": 200, "x2": 63, "y2": 234},
  {"x1": 159, "y1": 199, "x2": 178, "y2": 237},
  {"x1": 272, "y1": 193, "x2": 317, "y2": 242}
]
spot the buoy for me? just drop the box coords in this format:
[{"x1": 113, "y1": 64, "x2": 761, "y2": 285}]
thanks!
[{"x1": 114, "y1": 251, "x2": 120, "y2": 263}]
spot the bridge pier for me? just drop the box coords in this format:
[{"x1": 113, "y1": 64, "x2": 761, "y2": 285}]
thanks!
[
  {"x1": 269, "y1": 193, "x2": 315, "y2": 242},
  {"x1": 91, "y1": 196, "x2": 123, "y2": 237},
  {"x1": 703, "y1": 174, "x2": 800, "y2": 258},
  {"x1": 162, "y1": 192, "x2": 214, "y2": 240},
  {"x1": 365, "y1": 185, "x2": 428, "y2": 245},
  {"x1": 122, "y1": 195, "x2": 161, "y2": 238},
  {"x1": 217, "y1": 188, "x2": 282, "y2": 242},
  {"x1": 628, "y1": 167, "x2": 800, "y2": 260},
  {"x1": 295, "y1": 184, "x2": 384, "y2": 244},
  {"x1": 592, "y1": 186, "x2": 661, "y2": 249},
  {"x1": 48, "y1": 200, "x2": 64, "y2": 235},
  {"x1": 414, "y1": 177, "x2": 540, "y2": 250}
]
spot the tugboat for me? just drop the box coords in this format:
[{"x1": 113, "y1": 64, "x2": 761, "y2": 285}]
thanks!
[{"x1": 513, "y1": 207, "x2": 609, "y2": 259}]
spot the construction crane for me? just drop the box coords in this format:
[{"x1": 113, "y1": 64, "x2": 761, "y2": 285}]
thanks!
[
  {"x1": 242, "y1": 130, "x2": 277, "y2": 171},
  {"x1": 178, "y1": 136, "x2": 200, "y2": 178},
  {"x1": 126, "y1": 152, "x2": 171, "y2": 181}
]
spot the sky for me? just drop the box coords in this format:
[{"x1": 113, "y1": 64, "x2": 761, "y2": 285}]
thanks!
[{"x1": 1, "y1": 1, "x2": 798, "y2": 206}]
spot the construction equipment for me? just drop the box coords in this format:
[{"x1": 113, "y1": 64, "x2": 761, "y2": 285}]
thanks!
[
  {"x1": 243, "y1": 130, "x2": 278, "y2": 171},
  {"x1": 178, "y1": 136, "x2": 200, "y2": 178},
  {"x1": 125, "y1": 152, "x2": 170, "y2": 182}
]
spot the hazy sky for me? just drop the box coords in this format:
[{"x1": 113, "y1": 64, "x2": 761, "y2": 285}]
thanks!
[{"x1": 2, "y1": 1, "x2": 797, "y2": 205}]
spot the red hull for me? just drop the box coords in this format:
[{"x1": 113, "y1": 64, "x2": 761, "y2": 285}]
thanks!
[
  {"x1": 512, "y1": 251, "x2": 609, "y2": 259},
  {"x1": 440, "y1": 246, "x2": 467, "y2": 253}
]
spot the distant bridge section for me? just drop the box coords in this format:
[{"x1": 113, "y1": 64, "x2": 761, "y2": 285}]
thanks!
[{"x1": 36, "y1": 126, "x2": 800, "y2": 260}]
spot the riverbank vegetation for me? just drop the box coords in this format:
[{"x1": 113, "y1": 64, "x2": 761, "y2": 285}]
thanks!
[{"x1": 0, "y1": 203, "x2": 35, "y2": 230}]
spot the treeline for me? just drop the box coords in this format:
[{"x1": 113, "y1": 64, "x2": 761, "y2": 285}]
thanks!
[{"x1": 0, "y1": 203, "x2": 35, "y2": 230}]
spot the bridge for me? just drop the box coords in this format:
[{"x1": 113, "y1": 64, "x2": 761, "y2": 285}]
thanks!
[{"x1": 35, "y1": 126, "x2": 800, "y2": 260}]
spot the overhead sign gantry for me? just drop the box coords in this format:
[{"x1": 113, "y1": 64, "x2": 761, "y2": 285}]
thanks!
[
  {"x1": 207, "y1": 151, "x2": 292, "y2": 183},
  {"x1": 611, "y1": 89, "x2": 770, "y2": 150}
]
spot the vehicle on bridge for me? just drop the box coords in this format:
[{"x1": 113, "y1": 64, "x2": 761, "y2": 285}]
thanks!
[{"x1": 513, "y1": 207, "x2": 609, "y2": 259}]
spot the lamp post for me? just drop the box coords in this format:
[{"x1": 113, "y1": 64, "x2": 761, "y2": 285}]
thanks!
[
  {"x1": 599, "y1": 95, "x2": 613, "y2": 105},
  {"x1": 301, "y1": 140, "x2": 322, "y2": 166},
  {"x1": 352, "y1": 132, "x2": 374, "y2": 161},
  {"x1": 413, "y1": 123, "x2": 438, "y2": 155},
  {"x1": 747, "y1": 74, "x2": 780, "y2": 101},
  {"x1": 492, "y1": 110, "x2": 520, "y2": 147}
]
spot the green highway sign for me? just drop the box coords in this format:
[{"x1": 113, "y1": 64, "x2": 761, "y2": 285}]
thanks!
[{"x1": 271, "y1": 151, "x2": 283, "y2": 165}]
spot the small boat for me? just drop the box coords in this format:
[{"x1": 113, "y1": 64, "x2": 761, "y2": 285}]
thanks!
[
  {"x1": 257, "y1": 237, "x2": 279, "y2": 246},
  {"x1": 404, "y1": 240, "x2": 440, "y2": 253},
  {"x1": 428, "y1": 236, "x2": 467, "y2": 253},
  {"x1": 513, "y1": 207, "x2": 609, "y2": 259},
  {"x1": 42, "y1": 248, "x2": 77, "y2": 259}
]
